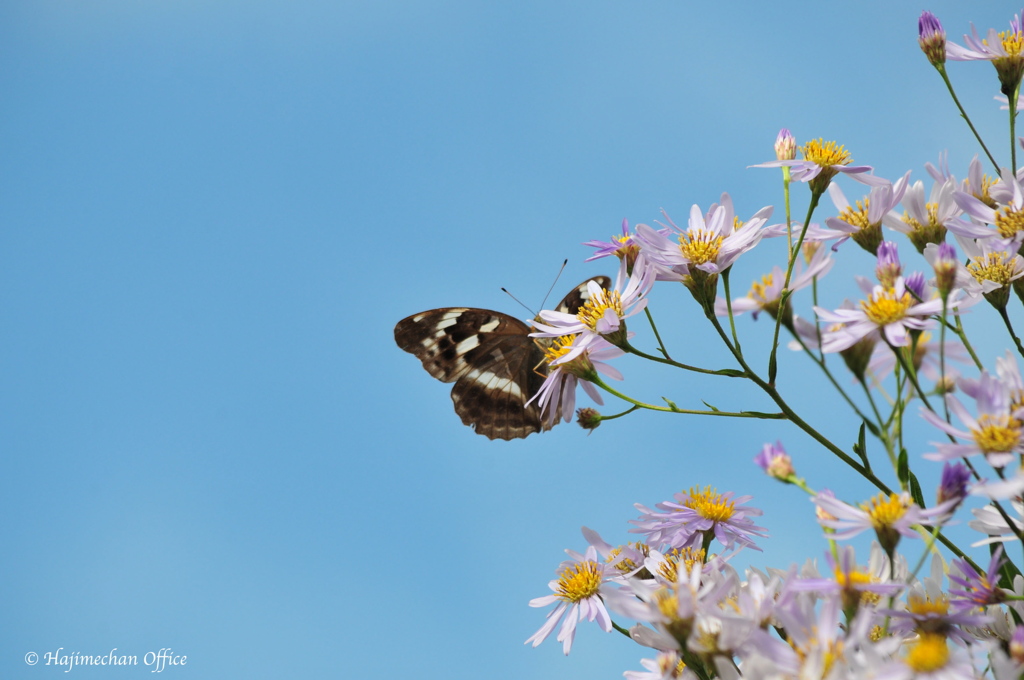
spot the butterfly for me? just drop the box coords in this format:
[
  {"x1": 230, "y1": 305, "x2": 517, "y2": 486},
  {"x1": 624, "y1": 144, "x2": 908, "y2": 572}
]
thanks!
[{"x1": 394, "y1": 276, "x2": 611, "y2": 440}]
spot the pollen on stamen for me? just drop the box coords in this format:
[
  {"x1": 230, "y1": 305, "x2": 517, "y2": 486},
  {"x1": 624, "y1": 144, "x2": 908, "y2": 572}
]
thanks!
[
  {"x1": 748, "y1": 274, "x2": 774, "y2": 304},
  {"x1": 554, "y1": 560, "x2": 603, "y2": 603},
  {"x1": 859, "y1": 289, "x2": 912, "y2": 325},
  {"x1": 904, "y1": 634, "x2": 950, "y2": 673},
  {"x1": 839, "y1": 198, "x2": 872, "y2": 230},
  {"x1": 901, "y1": 203, "x2": 946, "y2": 252},
  {"x1": 995, "y1": 206, "x2": 1024, "y2": 240},
  {"x1": 543, "y1": 335, "x2": 578, "y2": 365},
  {"x1": 861, "y1": 493, "x2": 909, "y2": 529},
  {"x1": 679, "y1": 230, "x2": 724, "y2": 266},
  {"x1": 801, "y1": 138, "x2": 852, "y2": 167},
  {"x1": 967, "y1": 251, "x2": 1017, "y2": 287},
  {"x1": 576, "y1": 290, "x2": 624, "y2": 331},
  {"x1": 972, "y1": 414, "x2": 1022, "y2": 455},
  {"x1": 683, "y1": 486, "x2": 736, "y2": 522}
]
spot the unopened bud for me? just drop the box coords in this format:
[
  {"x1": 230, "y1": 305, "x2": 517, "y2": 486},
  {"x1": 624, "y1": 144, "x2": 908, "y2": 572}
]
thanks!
[
  {"x1": 754, "y1": 441, "x2": 795, "y2": 481},
  {"x1": 576, "y1": 407, "x2": 602, "y2": 430},
  {"x1": 875, "y1": 241, "x2": 903, "y2": 288},
  {"x1": 774, "y1": 128, "x2": 796, "y2": 161},
  {"x1": 930, "y1": 242, "x2": 958, "y2": 301},
  {"x1": 918, "y1": 11, "x2": 946, "y2": 67}
]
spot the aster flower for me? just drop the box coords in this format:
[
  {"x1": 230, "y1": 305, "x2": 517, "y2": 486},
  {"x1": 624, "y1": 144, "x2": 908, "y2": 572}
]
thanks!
[
  {"x1": 950, "y1": 168, "x2": 1024, "y2": 245},
  {"x1": 525, "y1": 545, "x2": 615, "y2": 655},
  {"x1": 947, "y1": 11, "x2": 1024, "y2": 96},
  {"x1": 814, "y1": 275, "x2": 943, "y2": 353},
  {"x1": 713, "y1": 245, "x2": 833, "y2": 324},
  {"x1": 630, "y1": 486, "x2": 768, "y2": 553},
  {"x1": 924, "y1": 241, "x2": 959, "y2": 300},
  {"x1": 623, "y1": 652, "x2": 694, "y2": 680},
  {"x1": 967, "y1": 501, "x2": 1024, "y2": 546},
  {"x1": 825, "y1": 172, "x2": 911, "y2": 254},
  {"x1": 635, "y1": 195, "x2": 770, "y2": 307},
  {"x1": 531, "y1": 257, "x2": 655, "y2": 350},
  {"x1": 813, "y1": 492, "x2": 955, "y2": 555},
  {"x1": 583, "y1": 218, "x2": 647, "y2": 274},
  {"x1": 751, "y1": 138, "x2": 888, "y2": 195},
  {"x1": 949, "y1": 546, "x2": 1008, "y2": 611},
  {"x1": 787, "y1": 545, "x2": 904, "y2": 617},
  {"x1": 922, "y1": 368, "x2": 1024, "y2": 468},
  {"x1": 870, "y1": 633, "x2": 978, "y2": 680},
  {"x1": 774, "y1": 128, "x2": 795, "y2": 161},
  {"x1": 581, "y1": 526, "x2": 653, "y2": 580},
  {"x1": 526, "y1": 333, "x2": 624, "y2": 428},
  {"x1": 883, "y1": 176, "x2": 959, "y2": 253},
  {"x1": 936, "y1": 462, "x2": 972, "y2": 518}
]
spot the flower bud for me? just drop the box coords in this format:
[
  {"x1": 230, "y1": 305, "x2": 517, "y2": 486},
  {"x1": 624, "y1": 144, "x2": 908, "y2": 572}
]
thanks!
[
  {"x1": 774, "y1": 128, "x2": 796, "y2": 161},
  {"x1": 875, "y1": 241, "x2": 902, "y2": 288},
  {"x1": 576, "y1": 408, "x2": 601, "y2": 431},
  {"x1": 918, "y1": 11, "x2": 946, "y2": 67},
  {"x1": 930, "y1": 242, "x2": 958, "y2": 301},
  {"x1": 754, "y1": 441, "x2": 795, "y2": 481},
  {"x1": 937, "y1": 461, "x2": 970, "y2": 509}
]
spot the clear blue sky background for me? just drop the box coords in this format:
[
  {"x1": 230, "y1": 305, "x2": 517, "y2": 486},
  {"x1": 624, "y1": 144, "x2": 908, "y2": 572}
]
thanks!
[{"x1": 1, "y1": 1, "x2": 1020, "y2": 678}]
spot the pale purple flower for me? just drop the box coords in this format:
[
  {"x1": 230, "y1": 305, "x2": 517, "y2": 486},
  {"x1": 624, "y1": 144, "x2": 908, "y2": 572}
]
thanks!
[
  {"x1": 922, "y1": 367, "x2": 1024, "y2": 468},
  {"x1": 624, "y1": 652, "x2": 694, "y2": 680},
  {"x1": 946, "y1": 11, "x2": 1024, "y2": 98},
  {"x1": 825, "y1": 172, "x2": 911, "y2": 254},
  {"x1": 787, "y1": 545, "x2": 904, "y2": 603},
  {"x1": 967, "y1": 501, "x2": 1024, "y2": 546},
  {"x1": 525, "y1": 545, "x2": 615, "y2": 655},
  {"x1": 812, "y1": 491, "x2": 954, "y2": 545},
  {"x1": 815, "y1": 276, "x2": 942, "y2": 352},
  {"x1": 630, "y1": 486, "x2": 767, "y2": 552},
  {"x1": 866, "y1": 333, "x2": 970, "y2": 385},
  {"x1": 949, "y1": 546, "x2": 1008, "y2": 613},
  {"x1": 883, "y1": 176, "x2": 960, "y2": 253},
  {"x1": 753, "y1": 441, "x2": 794, "y2": 480},
  {"x1": 713, "y1": 244, "x2": 833, "y2": 320},
  {"x1": 635, "y1": 194, "x2": 771, "y2": 279},
  {"x1": 526, "y1": 334, "x2": 624, "y2": 427},
  {"x1": 750, "y1": 137, "x2": 888, "y2": 190},
  {"x1": 949, "y1": 168, "x2": 1024, "y2": 245},
  {"x1": 532, "y1": 256, "x2": 655, "y2": 346}
]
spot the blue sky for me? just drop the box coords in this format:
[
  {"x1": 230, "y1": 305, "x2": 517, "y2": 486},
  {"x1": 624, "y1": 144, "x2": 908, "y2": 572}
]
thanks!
[{"x1": 1, "y1": 1, "x2": 1021, "y2": 678}]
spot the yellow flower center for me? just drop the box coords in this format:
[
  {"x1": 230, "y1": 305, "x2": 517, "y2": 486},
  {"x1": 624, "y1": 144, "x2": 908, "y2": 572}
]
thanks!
[
  {"x1": 838, "y1": 198, "x2": 873, "y2": 230},
  {"x1": 612, "y1": 234, "x2": 640, "y2": 261},
  {"x1": 967, "y1": 251, "x2": 1018, "y2": 286},
  {"x1": 999, "y1": 27, "x2": 1024, "y2": 57},
  {"x1": 905, "y1": 634, "x2": 950, "y2": 673},
  {"x1": 972, "y1": 413, "x2": 1022, "y2": 454},
  {"x1": 996, "y1": 206, "x2": 1024, "y2": 240},
  {"x1": 606, "y1": 542, "x2": 650, "y2": 576},
  {"x1": 655, "y1": 547, "x2": 706, "y2": 583},
  {"x1": 543, "y1": 335, "x2": 577, "y2": 365},
  {"x1": 576, "y1": 290, "x2": 623, "y2": 331},
  {"x1": 748, "y1": 273, "x2": 775, "y2": 304},
  {"x1": 907, "y1": 594, "x2": 950, "y2": 618},
  {"x1": 901, "y1": 203, "x2": 940, "y2": 233},
  {"x1": 862, "y1": 493, "x2": 909, "y2": 530},
  {"x1": 834, "y1": 567, "x2": 874, "y2": 589},
  {"x1": 683, "y1": 486, "x2": 736, "y2": 522},
  {"x1": 554, "y1": 560, "x2": 603, "y2": 603},
  {"x1": 974, "y1": 175, "x2": 997, "y2": 208},
  {"x1": 801, "y1": 138, "x2": 851, "y2": 167},
  {"x1": 679, "y1": 229, "x2": 724, "y2": 266},
  {"x1": 860, "y1": 288, "x2": 912, "y2": 325}
]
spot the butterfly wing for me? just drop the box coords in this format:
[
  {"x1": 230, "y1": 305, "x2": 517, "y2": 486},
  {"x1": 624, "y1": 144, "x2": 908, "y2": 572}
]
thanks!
[
  {"x1": 393, "y1": 308, "x2": 544, "y2": 440},
  {"x1": 393, "y1": 275, "x2": 613, "y2": 441}
]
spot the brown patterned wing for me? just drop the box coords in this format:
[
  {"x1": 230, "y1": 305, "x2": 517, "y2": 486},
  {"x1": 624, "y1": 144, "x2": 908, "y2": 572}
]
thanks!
[
  {"x1": 393, "y1": 308, "x2": 545, "y2": 440},
  {"x1": 393, "y1": 276, "x2": 613, "y2": 441}
]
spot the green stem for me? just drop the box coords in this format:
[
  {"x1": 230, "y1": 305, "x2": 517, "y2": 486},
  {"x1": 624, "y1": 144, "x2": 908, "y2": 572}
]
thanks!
[
  {"x1": 622, "y1": 340, "x2": 744, "y2": 378},
  {"x1": 588, "y1": 374, "x2": 784, "y2": 419},
  {"x1": 951, "y1": 315, "x2": 984, "y2": 370},
  {"x1": 936, "y1": 64, "x2": 1000, "y2": 172},
  {"x1": 643, "y1": 307, "x2": 671, "y2": 359},
  {"x1": 722, "y1": 267, "x2": 742, "y2": 353},
  {"x1": 998, "y1": 306, "x2": 1024, "y2": 360},
  {"x1": 1012, "y1": 80, "x2": 1021, "y2": 175}
]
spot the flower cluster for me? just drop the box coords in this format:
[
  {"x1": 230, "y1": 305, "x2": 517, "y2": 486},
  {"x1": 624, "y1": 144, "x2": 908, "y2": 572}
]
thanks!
[{"x1": 509, "y1": 9, "x2": 1024, "y2": 680}]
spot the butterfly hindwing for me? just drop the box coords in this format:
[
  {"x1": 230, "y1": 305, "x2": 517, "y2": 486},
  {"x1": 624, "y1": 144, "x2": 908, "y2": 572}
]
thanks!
[{"x1": 394, "y1": 276, "x2": 611, "y2": 440}]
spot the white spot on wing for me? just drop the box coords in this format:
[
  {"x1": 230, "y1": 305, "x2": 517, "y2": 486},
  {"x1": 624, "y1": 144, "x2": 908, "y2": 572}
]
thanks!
[
  {"x1": 465, "y1": 369, "x2": 524, "y2": 399},
  {"x1": 455, "y1": 335, "x2": 480, "y2": 354},
  {"x1": 479, "y1": 318, "x2": 500, "y2": 333}
]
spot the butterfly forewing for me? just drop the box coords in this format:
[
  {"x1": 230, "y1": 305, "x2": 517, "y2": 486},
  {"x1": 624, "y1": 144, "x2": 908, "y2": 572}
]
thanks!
[{"x1": 393, "y1": 276, "x2": 611, "y2": 440}]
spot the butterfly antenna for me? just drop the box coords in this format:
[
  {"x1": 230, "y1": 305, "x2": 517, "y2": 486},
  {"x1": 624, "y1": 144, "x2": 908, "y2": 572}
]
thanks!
[
  {"x1": 501, "y1": 288, "x2": 536, "y2": 317},
  {"x1": 538, "y1": 259, "x2": 568, "y2": 311}
]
